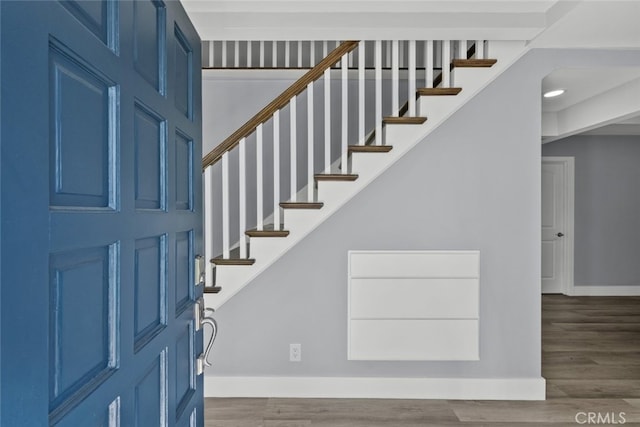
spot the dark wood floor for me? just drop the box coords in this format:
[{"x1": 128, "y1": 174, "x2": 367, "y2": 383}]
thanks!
[{"x1": 205, "y1": 295, "x2": 640, "y2": 426}]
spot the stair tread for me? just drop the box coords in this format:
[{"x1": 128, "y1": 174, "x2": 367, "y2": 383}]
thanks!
[
  {"x1": 417, "y1": 87, "x2": 462, "y2": 96},
  {"x1": 204, "y1": 286, "x2": 222, "y2": 294},
  {"x1": 246, "y1": 227, "x2": 290, "y2": 237},
  {"x1": 452, "y1": 59, "x2": 497, "y2": 68},
  {"x1": 383, "y1": 116, "x2": 427, "y2": 125},
  {"x1": 280, "y1": 201, "x2": 324, "y2": 209},
  {"x1": 348, "y1": 145, "x2": 393, "y2": 153},
  {"x1": 314, "y1": 174, "x2": 359, "y2": 181},
  {"x1": 211, "y1": 257, "x2": 255, "y2": 266}
]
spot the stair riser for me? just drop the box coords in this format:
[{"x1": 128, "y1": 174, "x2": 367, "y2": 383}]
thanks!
[
  {"x1": 249, "y1": 237, "x2": 291, "y2": 260},
  {"x1": 452, "y1": 67, "x2": 493, "y2": 92},
  {"x1": 417, "y1": 96, "x2": 459, "y2": 120},
  {"x1": 383, "y1": 125, "x2": 427, "y2": 147},
  {"x1": 282, "y1": 209, "x2": 325, "y2": 235},
  {"x1": 316, "y1": 181, "x2": 358, "y2": 206},
  {"x1": 350, "y1": 154, "x2": 392, "y2": 180}
]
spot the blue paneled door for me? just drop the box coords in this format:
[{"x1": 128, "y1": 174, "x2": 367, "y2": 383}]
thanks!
[{"x1": 1, "y1": 1, "x2": 203, "y2": 425}]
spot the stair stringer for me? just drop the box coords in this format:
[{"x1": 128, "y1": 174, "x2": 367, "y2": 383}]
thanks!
[{"x1": 205, "y1": 41, "x2": 528, "y2": 310}]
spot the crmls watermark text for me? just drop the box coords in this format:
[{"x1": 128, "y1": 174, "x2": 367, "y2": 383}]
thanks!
[{"x1": 575, "y1": 412, "x2": 626, "y2": 425}]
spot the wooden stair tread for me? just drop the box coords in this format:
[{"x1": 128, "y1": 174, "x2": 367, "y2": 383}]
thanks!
[
  {"x1": 314, "y1": 174, "x2": 358, "y2": 181},
  {"x1": 211, "y1": 257, "x2": 255, "y2": 266},
  {"x1": 383, "y1": 117, "x2": 427, "y2": 125},
  {"x1": 417, "y1": 87, "x2": 462, "y2": 96},
  {"x1": 452, "y1": 59, "x2": 497, "y2": 68},
  {"x1": 348, "y1": 145, "x2": 392, "y2": 153},
  {"x1": 204, "y1": 286, "x2": 222, "y2": 294},
  {"x1": 280, "y1": 202, "x2": 324, "y2": 209},
  {"x1": 245, "y1": 228, "x2": 290, "y2": 237}
]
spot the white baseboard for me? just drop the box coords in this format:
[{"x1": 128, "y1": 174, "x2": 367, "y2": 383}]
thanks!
[
  {"x1": 568, "y1": 285, "x2": 640, "y2": 296},
  {"x1": 204, "y1": 376, "x2": 546, "y2": 401}
]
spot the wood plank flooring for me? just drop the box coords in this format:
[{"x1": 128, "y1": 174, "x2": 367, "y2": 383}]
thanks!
[{"x1": 206, "y1": 295, "x2": 640, "y2": 426}]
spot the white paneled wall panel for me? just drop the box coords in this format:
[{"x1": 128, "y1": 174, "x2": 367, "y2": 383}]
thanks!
[
  {"x1": 349, "y1": 319, "x2": 479, "y2": 361},
  {"x1": 350, "y1": 251, "x2": 479, "y2": 278},
  {"x1": 350, "y1": 278, "x2": 478, "y2": 319}
]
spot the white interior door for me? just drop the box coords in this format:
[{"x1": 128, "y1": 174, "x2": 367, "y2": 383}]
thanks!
[{"x1": 541, "y1": 159, "x2": 571, "y2": 294}]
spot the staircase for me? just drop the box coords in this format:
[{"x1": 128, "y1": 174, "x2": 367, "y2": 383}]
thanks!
[{"x1": 202, "y1": 40, "x2": 525, "y2": 310}]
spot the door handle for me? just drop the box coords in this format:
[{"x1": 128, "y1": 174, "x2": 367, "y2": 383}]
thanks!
[{"x1": 557, "y1": 232, "x2": 564, "y2": 237}]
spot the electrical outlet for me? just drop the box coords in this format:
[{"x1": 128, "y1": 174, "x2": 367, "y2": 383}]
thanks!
[{"x1": 289, "y1": 344, "x2": 301, "y2": 362}]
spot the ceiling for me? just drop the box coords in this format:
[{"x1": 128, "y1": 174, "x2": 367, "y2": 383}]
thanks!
[{"x1": 542, "y1": 68, "x2": 640, "y2": 142}]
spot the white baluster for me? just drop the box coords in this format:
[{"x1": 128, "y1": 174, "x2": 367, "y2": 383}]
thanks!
[
  {"x1": 272, "y1": 41, "x2": 278, "y2": 67},
  {"x1": 290, "y1": 96, "x2": 297, "y2": 201},
  {"x1": 259, "y1": 41, "x2": 265, "y2": 68},
  {"x1": 221, "y1": 152, "x2": 230, "y2": 259},
  {"x1": 408, "y1": 40, "x2": 416, "y2": 117},
  {"x1": 247, "y1": 40, "x2": 252, "y2": 68},
  {"x1": 238, "y1": 138, "x2": 247, "y2": 258},
  {"x1": 256, "y1": 124, "x2": 264, "y2": 230},
  {"x1": 273, "y1": 110, "x2": 281, "y2": 229},
  {"x1": 392, "y1": 40, "x2": 399, "y2": 116},
  {"x1": 341, "y1": 51, "x2": 348, "y2": 171},
  {"x1": 208, "y1": 41, "x2": 214, "y2": 67},
  {"x1": 358, "y1": 41, "x2": 365, "y2": 145},
  {"x1": 234, "y1": 40, "x2": 240, "y2": 67},
  {"x1": 307, "y1": 82, "x2": 314, "y2": 201},
  {"x1": 386, "y1": 40, "x2": 391, "y2": 68},
  {"x1": 457, "y1": 40, "x2": 466, "y2": 59},
  {"x1": 476, "y1": 40, "x2": 484, "y2": 59},
  {"x1": 297, "y1": 41, "x2": 302, "y2": 68},
  {"x1": 443, "y1": 40, "x2": 451, "y2": 88},
  {"x1": 285, "y1": 41, "x2": 290, "y2": 68},
  {"x1": 204, "y1": 166, "x2": 214, "y2": 286},
  {"x1": 324, "y1": 67, "x2": 331, "y2": 172},
  {"x1": 425, "y1": 40, "x2": 433, "y2": 88},
  {"x1": 323, "y1": 41, "x2": 328, "y2": 58},
  {"x1": 221, "y1": 41, "x2": 227, "y2": 67},
  {"x1": 375, "y1": 40, "x2": 382, "y2": 145},
  {"x1": 310, "y1": 41, "x2": 316, "y2": 66}
]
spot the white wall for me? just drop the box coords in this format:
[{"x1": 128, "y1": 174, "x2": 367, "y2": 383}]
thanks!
[{"x1": 204, "y1": 48, "x2": 640, "y2": 393}]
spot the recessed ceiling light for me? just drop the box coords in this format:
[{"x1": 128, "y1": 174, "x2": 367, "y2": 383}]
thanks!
[{"x1": 543, "y1": 89, "x2": 565, "y2": 98}]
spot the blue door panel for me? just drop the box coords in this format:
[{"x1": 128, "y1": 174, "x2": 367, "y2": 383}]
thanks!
[
  {"x1": 49, "y1": 245, "x2": 118, "y2": 416},
  {"x1": 174, "y1": 24, "x2": 193, "y2": 119},
  {"x1": 175, "y1": 230, "x2": 194, "y2": 315},
  {"x1": 134, "y1": 101, "x2": 166, "y2": 210},
  {"x1": 133, "y1": 350, "x2": 167, "y2": 427},
  {"x1": 49, "y1": 40, "x2": 116, "y2": 209},
  {"x1": 59, "y1": 0, "x2": 116, "y2": 50},
  {"x1": 134, "y1": 234, "x2": 167, "y2": 352},
  {"x1": 1, "y1": 1, "x2": 203, "y2": 425},
  {"x1": 175, "y1": 131, "x2": 194, "y2": 211},
  {"x1": 134, "y1": 0, "x2": 165, "y2": 94}
]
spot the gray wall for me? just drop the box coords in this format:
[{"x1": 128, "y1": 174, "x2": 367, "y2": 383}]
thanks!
[
  {"x1": 543, "y1": 135, "x2": 640, "y2": 286},
  {"x1": 207, "y1": 48, "x2": 640, "y2": 380}
]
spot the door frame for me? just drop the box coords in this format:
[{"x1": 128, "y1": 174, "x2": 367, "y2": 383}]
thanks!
[{"x1": 541, "y1": 156, "x2": 575, "y2": 295}]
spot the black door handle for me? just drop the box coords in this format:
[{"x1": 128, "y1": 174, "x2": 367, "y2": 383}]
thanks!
[{"x1": 557, "y1": 232, "x2": 564, "y2": 237}]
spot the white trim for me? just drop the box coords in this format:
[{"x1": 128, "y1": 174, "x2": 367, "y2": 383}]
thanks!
[
  {"x1": 567, "y1": 285, "x2": 640, "y2": 297},
  {"x1": 541, "y1": 157, "x2": 575, "y2": 296},
  {"x1": 204, "y1": 376, "x2": 546, "y2": 401}
]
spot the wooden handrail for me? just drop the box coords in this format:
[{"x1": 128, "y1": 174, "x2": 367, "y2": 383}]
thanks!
[{"x1": 202, "y1": 40, "x2": 360, "y2": 168}]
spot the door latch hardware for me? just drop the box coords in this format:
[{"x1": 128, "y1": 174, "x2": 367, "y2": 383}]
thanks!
[
  {"x1": 197, "y1": 354, "x2": 206, "y2": 375},
  {"x1": 195, "y1": 255, "x2": 205, "y2": 287}
]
